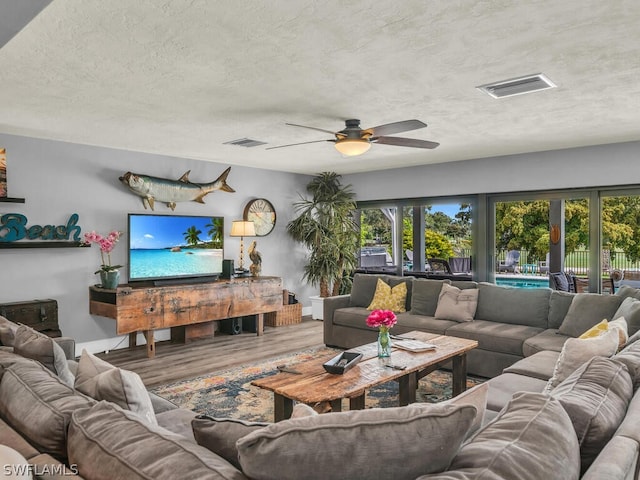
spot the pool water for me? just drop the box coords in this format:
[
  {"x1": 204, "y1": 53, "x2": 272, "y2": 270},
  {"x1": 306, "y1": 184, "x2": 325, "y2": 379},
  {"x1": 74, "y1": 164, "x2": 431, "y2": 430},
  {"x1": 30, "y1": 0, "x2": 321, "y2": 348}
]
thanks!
[{"x1": 495, "y1": 277, "x2": 550, "y2": 289}]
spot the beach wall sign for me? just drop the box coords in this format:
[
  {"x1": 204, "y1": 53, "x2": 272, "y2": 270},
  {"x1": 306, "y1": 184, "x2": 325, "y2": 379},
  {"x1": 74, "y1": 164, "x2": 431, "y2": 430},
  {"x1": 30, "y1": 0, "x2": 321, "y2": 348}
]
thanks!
[{"x1": 0, "y1": 213, "x2": 82, "y2": 243}]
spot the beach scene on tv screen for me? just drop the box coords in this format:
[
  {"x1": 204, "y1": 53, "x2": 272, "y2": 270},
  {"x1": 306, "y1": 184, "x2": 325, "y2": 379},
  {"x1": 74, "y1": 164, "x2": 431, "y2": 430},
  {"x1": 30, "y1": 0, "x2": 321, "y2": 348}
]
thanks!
[{"x1": 129, "y1": 215, "x2": 223, "y2": 280}]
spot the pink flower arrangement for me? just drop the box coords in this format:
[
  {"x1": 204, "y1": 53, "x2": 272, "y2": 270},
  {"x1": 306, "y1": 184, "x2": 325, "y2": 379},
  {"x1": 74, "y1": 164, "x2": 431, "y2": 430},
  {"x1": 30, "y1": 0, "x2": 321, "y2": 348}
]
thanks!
[
  {"x1": 83, "y1": 230, "x2": 123, "y2": 273},
  {"x1": 366, "y1": 309, "x2": 397, "y2": 330}
]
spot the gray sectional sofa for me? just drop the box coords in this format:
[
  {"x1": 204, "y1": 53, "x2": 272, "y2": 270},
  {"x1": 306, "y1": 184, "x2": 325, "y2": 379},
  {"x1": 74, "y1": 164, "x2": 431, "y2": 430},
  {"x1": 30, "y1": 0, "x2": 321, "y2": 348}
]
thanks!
[
  {"x1": 324, "y1": 273, "x2": 640, "y2": 377},
  {"x1": 3, "y1": 277, "x2": 640, "y2": 479}
]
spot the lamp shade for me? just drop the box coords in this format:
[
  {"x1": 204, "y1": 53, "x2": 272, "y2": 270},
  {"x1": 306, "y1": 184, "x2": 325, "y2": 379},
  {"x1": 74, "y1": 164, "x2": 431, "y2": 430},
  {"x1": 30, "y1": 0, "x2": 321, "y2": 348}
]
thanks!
[
  {"x1": 230, "y1": 220, "x2": 256, "y2": 237},
  {"x1": 334, "y1": 138, "x2": 371, "y2": 156}
]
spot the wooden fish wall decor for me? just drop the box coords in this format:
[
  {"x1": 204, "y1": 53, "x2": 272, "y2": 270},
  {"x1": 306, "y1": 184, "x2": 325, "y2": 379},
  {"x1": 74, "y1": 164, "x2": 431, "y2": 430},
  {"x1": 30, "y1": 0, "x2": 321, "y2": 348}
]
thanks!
[{"x1": 119, "y1": 166, "x2": 235, "y2": 211}]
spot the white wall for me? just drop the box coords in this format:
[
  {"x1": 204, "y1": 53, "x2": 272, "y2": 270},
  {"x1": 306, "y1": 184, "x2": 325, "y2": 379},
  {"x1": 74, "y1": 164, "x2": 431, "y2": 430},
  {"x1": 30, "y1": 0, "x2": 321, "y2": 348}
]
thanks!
[
  {"x1": 345, "y1": 141, "x2": 640, "y2": 200},
  {"x1": 0, "y1": 133, "x2": 315, "y2": 352}
]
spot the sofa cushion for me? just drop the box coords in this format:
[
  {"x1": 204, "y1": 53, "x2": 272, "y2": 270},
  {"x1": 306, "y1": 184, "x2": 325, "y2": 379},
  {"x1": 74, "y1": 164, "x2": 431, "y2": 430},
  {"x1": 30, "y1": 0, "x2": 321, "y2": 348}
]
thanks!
[
  {"x1": 616, "y1": 284, "x2": 640, "y2": 302},
  {"x1": 12, "y1": 325, "x2": 75, "y2": 387},
  {"x1": 445, "y1": 320, "x2": 543, "y2": 356},
  {"x1": 548, "y1": 290, "x2": 576, "y2": 329},
  {"x1": 522, "y1": 328, "x2": 570, "y2": 357},
  {"x1": 580, "y1": 436, "x2": 639, "y2": 480},
  {"x1": 550, "y1": 356, "x2": 633, "y2": 474},
  {"x1": 411, "y1": 279, "x2": 450, "y2": 316},
  {"x1": 558, "y1": 293, "x2": 623, "y2": 337},
  {"x1": 475, "y1": 283, "x2": 551, "y2": 328},
  {"x1": 0, "y1": 360, "x2": 95, "y2": 461},
  {"x1": 155, "y1": 407, "x2": 198, "y2": 442},
  {"x1": 0, "y1": 417, "x2": 40, "y2": 461},
  {"x1": 236, "y1": 403, "x2": 476, "y2": 480},
  {"x1": 74, "y1": 349, "x2": 157, "y2": 425},
  {"x1": 418, "y1": 392, "x2": 581, "y2": 480},
  {"x1": 545, "y1": 328, "x2": 619, "y2": 392},
  {"x1": 367, "y1": 278, "x2": 407, "y2": 312},
  {"x1": 395, "y1": 312, "x2": 458, "y2": 335},
  {"x1": 503, "y1": 350, "x2": 560, "y2": 381},
  {"x1": 333, "y1": 307, "x2": 375, "y2": 330},
  {"x1": 484, "y1": 372, "x2": 549, "y2": 413},
  {"x1": 0, "y1": 316, "x2": 19, "y2": 347},
  {"x1": 350, "y1": 274, "x2": 389, "y2": 308},
  {"x1": 68, "y1": 401, "x2": 247, "y2": 480},
  {"x1": 192, "y1": 415, "x2": 270, "y2": 470},
  {"x1": 613, "y1": 339, "x2": 640, "y2": 390},
  {"x1": 434, "y1": 283, "x2": 478, "y2": 322},
  {"x1": 613, "y1": 297, "x2": 640, "y2": 336}
]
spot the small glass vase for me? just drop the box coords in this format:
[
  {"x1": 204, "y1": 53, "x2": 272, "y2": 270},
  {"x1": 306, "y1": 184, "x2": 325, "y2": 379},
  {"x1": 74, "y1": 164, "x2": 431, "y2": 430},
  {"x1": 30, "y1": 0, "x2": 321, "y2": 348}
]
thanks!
[
  {"x1": 378, "y1": 327, "x2": 392, "y2": 358},
  {"x1": 99, "y1": 270, "x2": 120, "y2": 289}
]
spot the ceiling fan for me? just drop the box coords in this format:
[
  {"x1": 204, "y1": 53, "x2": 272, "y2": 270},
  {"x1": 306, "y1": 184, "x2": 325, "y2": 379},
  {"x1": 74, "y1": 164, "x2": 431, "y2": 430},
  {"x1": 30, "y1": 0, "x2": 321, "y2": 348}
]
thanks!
[{"x1": 266, "y1": 119, "x2": 440, "y2": 156}]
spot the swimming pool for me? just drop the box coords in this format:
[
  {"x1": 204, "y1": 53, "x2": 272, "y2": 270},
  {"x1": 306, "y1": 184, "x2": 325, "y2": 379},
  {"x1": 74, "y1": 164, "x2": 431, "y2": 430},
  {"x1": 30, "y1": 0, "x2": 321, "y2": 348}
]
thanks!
[{"x1": 495, "y1": 277, "x2": 550, "y2": 289}]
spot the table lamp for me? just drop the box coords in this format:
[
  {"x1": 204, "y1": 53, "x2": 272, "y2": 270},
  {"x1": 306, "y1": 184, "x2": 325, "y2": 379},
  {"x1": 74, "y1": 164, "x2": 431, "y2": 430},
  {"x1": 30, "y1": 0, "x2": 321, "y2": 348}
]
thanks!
[{"x1": 230, "y1": 220, "x2": 256, "y2": 271}]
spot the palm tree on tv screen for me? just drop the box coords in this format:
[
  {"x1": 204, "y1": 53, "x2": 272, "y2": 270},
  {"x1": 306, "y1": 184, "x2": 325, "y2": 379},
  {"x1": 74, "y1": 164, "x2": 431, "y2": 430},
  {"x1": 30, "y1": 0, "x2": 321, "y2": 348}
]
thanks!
[{"x1": 183, "y1": 226, "x2": 202, "y2": 247}]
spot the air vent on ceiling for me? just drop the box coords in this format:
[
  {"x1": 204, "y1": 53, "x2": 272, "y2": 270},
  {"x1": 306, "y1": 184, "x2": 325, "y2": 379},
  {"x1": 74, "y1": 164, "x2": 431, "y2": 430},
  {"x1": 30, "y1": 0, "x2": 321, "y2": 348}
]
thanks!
[
  {"x1": 476, "y1": 73, "x2": 556, "y2": 99},
  {"x1": 223, "y1": 138, "x2": 267, "y2": 148}
]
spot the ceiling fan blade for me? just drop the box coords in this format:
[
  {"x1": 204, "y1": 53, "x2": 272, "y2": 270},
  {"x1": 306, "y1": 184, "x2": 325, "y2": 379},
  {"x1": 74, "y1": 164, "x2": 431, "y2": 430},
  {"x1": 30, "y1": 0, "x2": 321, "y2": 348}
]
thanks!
[
  {"x1": 285, "y1": 123, "x2": 337, "y2": 135},
  {"x1": 373, "y1": 136, "x2": 440, "y2": 149},
  {"x1": 266, "y1": 139, "x2": 335, "y2": 150},
  {"x1": 367, "y1": 119, "x2": 427, "y2": 137}
]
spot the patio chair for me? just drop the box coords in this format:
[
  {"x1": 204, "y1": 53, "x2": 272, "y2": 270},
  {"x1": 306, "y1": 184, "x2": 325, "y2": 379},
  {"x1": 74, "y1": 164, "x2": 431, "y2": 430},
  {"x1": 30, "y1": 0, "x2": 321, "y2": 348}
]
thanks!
[
  {"x1": 550, "y1": 272, "x2": 573, "y2": 292},
  {"x1": 427, "y1": 258, "x2": 453, "y2": 274},
  {"x1": 538, "y1": 253, "x2": 550, "y2": 275},
  {"x1": 497, "y1": 250, "x2": 520, "y2": 273}
]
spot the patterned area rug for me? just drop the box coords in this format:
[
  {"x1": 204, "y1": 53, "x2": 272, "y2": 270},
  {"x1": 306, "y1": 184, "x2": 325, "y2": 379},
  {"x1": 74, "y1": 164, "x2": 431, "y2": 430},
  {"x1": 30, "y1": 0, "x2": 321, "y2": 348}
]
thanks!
[{"x1": 150, "y1": 346, "x2": 485, "y2": 423}]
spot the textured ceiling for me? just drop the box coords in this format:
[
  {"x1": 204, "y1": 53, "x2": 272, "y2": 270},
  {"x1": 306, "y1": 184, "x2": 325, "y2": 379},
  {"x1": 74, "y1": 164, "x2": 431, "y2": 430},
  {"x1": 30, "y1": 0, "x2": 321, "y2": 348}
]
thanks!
[{"x1": 0, "y1": 0, "x2": 639, "y2": 174}]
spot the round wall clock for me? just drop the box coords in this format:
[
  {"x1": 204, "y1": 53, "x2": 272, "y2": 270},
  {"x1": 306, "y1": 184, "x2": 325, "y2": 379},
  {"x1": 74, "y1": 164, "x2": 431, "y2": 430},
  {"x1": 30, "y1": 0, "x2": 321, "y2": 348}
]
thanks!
[{"x1": 243, "y1": 198, "x2": 276, "y2": 236}]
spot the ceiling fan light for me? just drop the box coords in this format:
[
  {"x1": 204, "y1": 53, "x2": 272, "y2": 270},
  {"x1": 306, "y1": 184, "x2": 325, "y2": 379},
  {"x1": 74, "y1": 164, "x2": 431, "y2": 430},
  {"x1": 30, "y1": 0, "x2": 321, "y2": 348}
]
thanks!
[{"x1": 334, "y1": 139, "x2": 371, "y2": 156}]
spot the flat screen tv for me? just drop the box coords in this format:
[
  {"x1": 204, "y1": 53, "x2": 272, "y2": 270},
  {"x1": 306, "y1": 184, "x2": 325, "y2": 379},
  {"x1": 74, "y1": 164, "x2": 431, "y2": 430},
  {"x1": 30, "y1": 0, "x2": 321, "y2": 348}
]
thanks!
[{"x1": 128, "y1": 214, "x2": 224, "y2": 284}]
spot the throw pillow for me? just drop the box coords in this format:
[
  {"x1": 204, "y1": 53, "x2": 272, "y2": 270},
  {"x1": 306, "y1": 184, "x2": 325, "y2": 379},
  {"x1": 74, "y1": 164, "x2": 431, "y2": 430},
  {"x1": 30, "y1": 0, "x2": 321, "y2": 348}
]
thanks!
[
  {"x1": 0, "y1": 445, "x2": 30, "y2": 479},
  {"x1": 12, "y1": 325, "x2": 74, "y2": 387},
  {"x1": 68, "y1": 401, "x2": 245, "y2": 480},
  {"x1": 237, "y1": 403, "x2": 476, "y2": 480},
  {"x1": 435, "y1": 392, "x2": 581, "y2": 480},
  {"x1": 74, "y1": 349, "x2": 157, "y2": 426},
  {"x1": 434, "y1": 283, "x2": 479, "y2": 322},
  {"x1": 613, "y1": 339, "x2": 640, "y2": 390},
  {"x1": 0, "y1": 316, "x2": 19, "y2": 347},
  {"x1": 544, "y1": 328, "x2": 619, "y2": 393},
  {"x1": 558, "y1": 293, "x2": 623, "y2": 338},
  {"x1": 191, "y1": 414, "x2": 270, "y2": 470},
  {"x1": 613, "y1": 297, "x2": 640, "y2": 336},
  {"x1": 443, "y1": 382, "x2": 488, "y2": 437},
  {"x1": 579, "y1": 319, "x2": 608, "y2": 339},
  {"x1": 550, "y1": 357, "x2": 633, "y2": 474},
  {"x1": 367, "y1": 278, "x2": 407, "y2": 312},
  {"x1": 609, "y1": 317, "x2": 629, "y2": 349}
]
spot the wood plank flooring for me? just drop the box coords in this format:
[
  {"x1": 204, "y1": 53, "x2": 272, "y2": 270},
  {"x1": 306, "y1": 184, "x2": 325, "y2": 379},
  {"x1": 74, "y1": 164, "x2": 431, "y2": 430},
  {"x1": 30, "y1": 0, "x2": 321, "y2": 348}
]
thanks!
[{"x1": 96, "y1": 317, "x2": 324, "y2": 388}]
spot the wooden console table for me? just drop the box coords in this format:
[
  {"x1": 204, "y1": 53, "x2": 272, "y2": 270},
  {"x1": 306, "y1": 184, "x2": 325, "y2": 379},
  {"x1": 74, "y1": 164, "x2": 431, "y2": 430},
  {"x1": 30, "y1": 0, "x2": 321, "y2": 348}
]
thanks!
[{"x1": 89, "y1": 276, "x2": 282, "y2": 358}]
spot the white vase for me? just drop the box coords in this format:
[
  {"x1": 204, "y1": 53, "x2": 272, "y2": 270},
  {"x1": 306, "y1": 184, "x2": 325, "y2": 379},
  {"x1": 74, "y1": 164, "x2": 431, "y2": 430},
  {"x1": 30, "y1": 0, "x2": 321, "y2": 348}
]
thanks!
[{"x1": 310, "y1": 295, "x2": 324, "y2": 320}]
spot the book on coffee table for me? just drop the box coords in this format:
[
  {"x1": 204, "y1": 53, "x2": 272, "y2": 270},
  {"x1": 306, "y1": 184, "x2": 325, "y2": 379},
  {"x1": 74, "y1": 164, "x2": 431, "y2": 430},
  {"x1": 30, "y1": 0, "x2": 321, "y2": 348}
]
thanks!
[{"x1": 392, "y1": 339, "x2": 437, "y2": 352}]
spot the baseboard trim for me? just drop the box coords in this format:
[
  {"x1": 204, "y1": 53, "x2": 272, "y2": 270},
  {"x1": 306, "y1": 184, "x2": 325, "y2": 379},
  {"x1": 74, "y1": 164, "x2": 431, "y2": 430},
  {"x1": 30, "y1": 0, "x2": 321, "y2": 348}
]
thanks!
[{"x1": 77, "y1": 308, "x2": 314, "y2": 357}]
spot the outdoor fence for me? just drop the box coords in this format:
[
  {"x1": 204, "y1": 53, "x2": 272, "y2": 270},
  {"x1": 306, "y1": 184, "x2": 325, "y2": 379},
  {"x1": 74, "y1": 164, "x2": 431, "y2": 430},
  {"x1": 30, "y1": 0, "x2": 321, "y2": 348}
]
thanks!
[{"x1": 494, "y1": 249, "x2": 640, "y2": 275}]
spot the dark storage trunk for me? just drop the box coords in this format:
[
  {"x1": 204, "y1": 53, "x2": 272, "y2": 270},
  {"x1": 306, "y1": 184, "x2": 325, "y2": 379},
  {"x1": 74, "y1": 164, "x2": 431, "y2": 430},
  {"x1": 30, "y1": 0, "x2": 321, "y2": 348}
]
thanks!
[{"x1": 0, "y1": 299, "x2": 61, "y2": 337}]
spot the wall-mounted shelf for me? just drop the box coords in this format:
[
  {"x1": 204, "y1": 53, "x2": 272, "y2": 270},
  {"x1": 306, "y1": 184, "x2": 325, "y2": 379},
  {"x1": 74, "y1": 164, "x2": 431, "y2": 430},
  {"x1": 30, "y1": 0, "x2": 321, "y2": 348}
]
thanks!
[
  {"x1": 0, "y1": 197, "x2": 25, "y2": 203},
  {"x1": 0, "y1": 241, "x2": 88, "y2": 249}
]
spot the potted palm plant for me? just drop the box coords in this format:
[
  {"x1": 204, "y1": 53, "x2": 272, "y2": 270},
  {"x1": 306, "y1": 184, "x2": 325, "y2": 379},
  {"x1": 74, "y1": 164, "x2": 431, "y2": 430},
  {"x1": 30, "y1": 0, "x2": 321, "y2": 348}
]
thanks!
[{"x1": 287, "y1": 172, "x2": 359, "y2": 319}]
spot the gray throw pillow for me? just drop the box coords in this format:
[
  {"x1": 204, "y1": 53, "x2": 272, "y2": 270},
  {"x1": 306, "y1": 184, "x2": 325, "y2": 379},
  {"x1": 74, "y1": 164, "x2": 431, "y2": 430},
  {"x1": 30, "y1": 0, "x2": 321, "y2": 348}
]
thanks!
[
  {"x1": 550, "y1": 357, "x2": 633, "y2": 474},
  {"x1": 0, "y1": 316, "x2": 19, "y2": 346},
  {"x1": 430, "y1": 392, "x2": 580, "y2": 480},
  {"x1": 616, "y1": 284, "x2": 640, "y2": 301},
  {"x1": 75, "y1": 349, "x2": 157, "y2": 426},
  {"x1": 12, "y1": 325, "x2": 74, "y2": 387},
  {"x1": 192, "y1": 415, "x2": 270, "y2": 469},
  {"x1": 613, "y1": 297, "x2": 640, "y2": 336},
  {"x1": 410, "y1": 279, "x2": 450, "y2": 316},
  {"x1": 237, "y1": 403, "x2": 476, "y2": 480},
  {"x1": 558, "y1": 293, "x2": 623, "y2": 337},
  {"x1": 68, "y1": 401, "x2": 246, "y2": 480},
  {"x1": 349, "y1": 274, "x2": 389, "y2": 308}
]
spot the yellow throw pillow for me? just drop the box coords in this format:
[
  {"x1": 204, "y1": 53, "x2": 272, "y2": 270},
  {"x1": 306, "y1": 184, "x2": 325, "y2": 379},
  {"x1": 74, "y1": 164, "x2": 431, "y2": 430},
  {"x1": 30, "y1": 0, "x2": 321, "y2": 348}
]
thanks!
[
  {"x1": 367, "y1": 279, "x2": 407, "y2": 312},
  {"x1": 579, "y1": 319, "x2": 608, "y2": 339}
]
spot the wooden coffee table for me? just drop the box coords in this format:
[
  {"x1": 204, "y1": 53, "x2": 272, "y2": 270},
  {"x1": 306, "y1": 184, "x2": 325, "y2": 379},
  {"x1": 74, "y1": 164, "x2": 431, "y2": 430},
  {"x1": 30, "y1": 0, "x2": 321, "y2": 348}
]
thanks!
[{"x1": 252, "y1": 331, "x2": 478, "y2": 421}]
